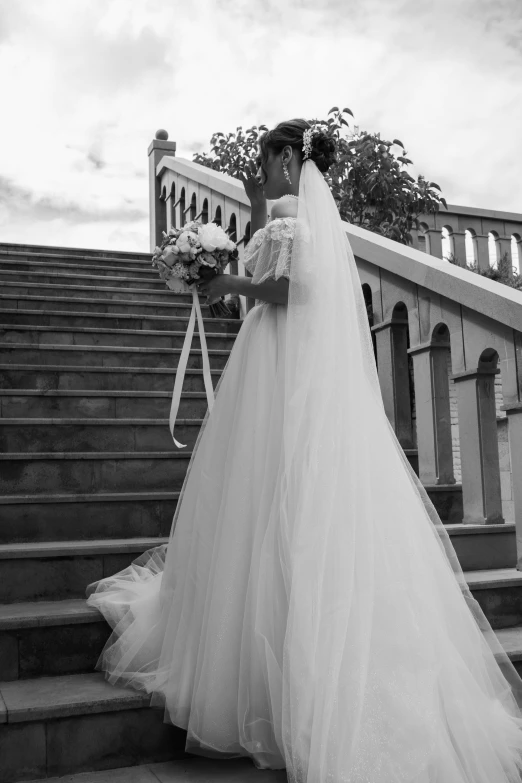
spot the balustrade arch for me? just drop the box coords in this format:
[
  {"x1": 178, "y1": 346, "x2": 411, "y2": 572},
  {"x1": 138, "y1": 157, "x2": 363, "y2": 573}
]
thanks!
[
  {"x1": 441, "y1": 226, "x2": 455, "y2": 262},
  {"x1": 465, "y1": 229, "x2": 478, "y2": 266},
  {"x1": 179, "y1": 188, "x2": 186, "y2": 228},
  {"x1": 511, "y1": 234, "x2": 522, "y2": 275},
  {"x1": 170, "y1": 183, "x2": 176, "y2": 228},
  {"x1": 160, "y1": 186, "x2": 168, "y2": 237},
  {"x1": 489, "y1": 231, "x2": 500, "y2": 269}
]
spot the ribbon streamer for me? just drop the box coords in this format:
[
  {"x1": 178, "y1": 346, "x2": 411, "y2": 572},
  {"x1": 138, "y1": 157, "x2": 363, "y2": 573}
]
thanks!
[{"x1": 169, "y1": 287, "x2": 215, "y2": 448}]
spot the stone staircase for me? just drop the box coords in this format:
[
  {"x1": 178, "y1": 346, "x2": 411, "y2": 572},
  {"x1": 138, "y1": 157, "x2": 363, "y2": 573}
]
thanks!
[{"x1": 1, "y1": 241, "x2": 522, "y2": 781}]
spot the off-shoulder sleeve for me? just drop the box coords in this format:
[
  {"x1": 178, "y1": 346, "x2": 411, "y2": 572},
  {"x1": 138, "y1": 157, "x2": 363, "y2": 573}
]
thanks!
[{"x1": 243, "y1": 217, "x2": 295, "y2": 285}]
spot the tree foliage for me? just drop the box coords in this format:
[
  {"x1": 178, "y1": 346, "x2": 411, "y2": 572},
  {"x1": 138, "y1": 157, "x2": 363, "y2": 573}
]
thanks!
[{"x1": 193, "y1": 108, "x2": 447, "y2": 246}]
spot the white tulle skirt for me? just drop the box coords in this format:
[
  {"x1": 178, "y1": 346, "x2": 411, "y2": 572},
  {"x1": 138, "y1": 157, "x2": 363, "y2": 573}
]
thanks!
[
  {"x1": 87, "y1": 300, "x2": 522, "y2": 783},
  {"x1": 87, "y1": 301, "x2": 290, "y2": 768}
]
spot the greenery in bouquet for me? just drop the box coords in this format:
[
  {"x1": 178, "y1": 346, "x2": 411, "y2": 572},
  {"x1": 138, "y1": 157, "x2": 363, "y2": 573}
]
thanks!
[{"x1": 152, "y1": 220, "x2": 239, "y2": 318}]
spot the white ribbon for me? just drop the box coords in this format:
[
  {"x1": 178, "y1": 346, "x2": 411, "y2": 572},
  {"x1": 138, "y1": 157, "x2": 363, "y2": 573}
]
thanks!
[{"x1": 169, "y1": 287, "x2": 215, "y2": 448}]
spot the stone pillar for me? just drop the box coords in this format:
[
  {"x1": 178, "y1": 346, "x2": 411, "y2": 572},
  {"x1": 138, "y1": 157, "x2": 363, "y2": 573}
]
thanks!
[
  {"x1": 498, "y1": 236, "x2": 513, "y2": 272},
  {"x1": 475, "y1": 235, "x2": 490, "y2": 272},
  {"x1": 148, "y1": 130, "x2": 176, "y2": 252},
  {"x1": 500, "y1": 404, "x2": 522, "y2": 568},
  {"x1": 451, "y1": 368, "x2": 504, "y2": 524},
  {"x1": 409, "y1": 342, "x2": 455, "y2": 485},
  {"x1": 373, "y1": 318, "x2": 415, "y2": 448},
  {"x1": 426, "y1": 229, "x2": 443, "y2": 259},
  {"x1": 452, "y1": 232, "x2": 467, "y2": 266}
]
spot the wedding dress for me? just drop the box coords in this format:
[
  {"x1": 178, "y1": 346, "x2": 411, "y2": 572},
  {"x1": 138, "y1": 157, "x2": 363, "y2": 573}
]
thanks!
[{"x1": 87, "y1": 160, "x2": 522, "y2": 783}]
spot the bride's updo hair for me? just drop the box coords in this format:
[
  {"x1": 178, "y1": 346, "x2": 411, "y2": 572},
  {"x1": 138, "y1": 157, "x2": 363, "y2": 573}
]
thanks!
[{"x1": 258, "y1": 119, "x2": 337, "y2": 174}]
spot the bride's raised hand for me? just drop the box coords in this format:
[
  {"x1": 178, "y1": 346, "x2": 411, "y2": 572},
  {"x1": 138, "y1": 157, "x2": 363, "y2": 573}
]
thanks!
[{"x1": 238, "y1": 159, "x2": 266, "y2": 207}]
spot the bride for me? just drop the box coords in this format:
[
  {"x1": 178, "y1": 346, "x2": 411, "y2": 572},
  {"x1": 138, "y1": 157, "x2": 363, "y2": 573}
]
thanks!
[{"x1": 87, "y1": 119, "x2": 522, "y2": 782}]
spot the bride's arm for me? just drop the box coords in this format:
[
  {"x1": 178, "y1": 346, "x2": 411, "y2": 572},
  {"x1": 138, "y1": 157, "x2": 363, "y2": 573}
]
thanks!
[{"x1": 227, "y1": 274, "x2": 289, "y2": 305}]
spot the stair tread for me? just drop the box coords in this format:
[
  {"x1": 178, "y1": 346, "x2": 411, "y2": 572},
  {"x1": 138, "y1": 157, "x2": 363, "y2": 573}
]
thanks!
[
  {"x1": 464, "y1": 567, "x2": 522, "y2": 588},
  {"x1": 0, "y1": 323, "x2": 236, "y2": 338},
  {"x1": 445, "y1": 522, "x2": 515, "y2": 534},
  {"x1": 1, "y1": 259, "x2": 157, "y2": 275},
  {"x1": 0, "y1": 490, "x2": 179, "y2": 504},
  {"x1": 0, "y1": 293, "x2": 199, "y2": 310},
  {"x1": 0, "y1": 598, "x2": 100, "y2": 629},
  {"x1": 30, "y1": 759, "x2": 287, "y2": 783},
  {"x1": 0, "y1": 342, "x2": 231, "y2": 354},
  {"x1": 0, "y1": 417, "x2": 201, "y2": 424},
  {"x1": 0, "y1": 269, "x2": 165, "y2": 285},
  {"x1": 0, "y1": 363, "x2": 220, "y2": 374},
  {"x1": 0, "y1": 388, "x2": 209, "y2": 397},
  {"x1": 1, "y1": 279, "x2": 190, "y2": 297},
  {"x1": 0, "y1": 492, "x2": 178, "y2": 511},
  {"x1": 0, "y1": 672, "x2": 150, "y2": 723},
  {"x1": 1, "y1": 308, "x2": 240, "y2": 325},
  {"x1": 0, "y1": 537, "x2": 168, "y2": 558},
  {"x1": 1, "y1": 452, "x2": 189, "y2": 460},
  {"x1": 0, "y1": 244, "x2": 150, "y2": 262}
]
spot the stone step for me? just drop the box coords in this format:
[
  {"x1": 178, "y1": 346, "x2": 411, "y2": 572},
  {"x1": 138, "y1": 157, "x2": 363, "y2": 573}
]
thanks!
[
  {"x1": 1, "y1": 279, "x2": 200, "y2": 303},
  {"x1": 0, "y1": 268, "x2": 168, "y2": 290},
  {"x1": 444, "y1": 522, "x2": 516, "y2": 570},
  {"x1": 0, "y1": 343, "x2": 232, "y2": 370},
  {"x1": 0, "y1": 451, "x2": 191, "y2": 494},
  {"x1": 29, "y1": 758, "x2": 287, "y2": 783},
  {"x1": 0, "y1": 241, "x2": 151, "y2": 263},
  {"x1": 0, "y1": 323, "x2": 236, "y2": 350},
  {"x1": 0, "y1": 389, "x2": 211, "y2": 418},
  {"x1": 4, "y1": 594, "x2": 521, "y2": 687},
  {"x1": 0, "y1": 292, "x2": 213, "y2": 318},
  {"x1": 0, "y1": 308, "x2": 242, "y2": 335},
  {"x1": 0, "y1": 364, "x2": 222, "y2": 392},
  {"x1": 0, "y1": 599, "x2": 107, "y2": 681},
  {"x1": 465, "y1": 567, "x2": 522, "y2": 629},
  {"x1": 0, "y1": 258, "x2": 158, "y2": 279},
  {"x1": 0, "y1": 672, "x2": 187, "y2": 781},
  {"x1": 0, "y1": 417, "x2": 200, "y2": 452},
  {"x1": 0, "y1": 538, "x2": 168, "y2": 603},
  {"x1": 0, "y1": 491, "x2": 178, "y2": 543},
  {"x1": 2, "y1": 567, "x2": 522, "y2": 683}
]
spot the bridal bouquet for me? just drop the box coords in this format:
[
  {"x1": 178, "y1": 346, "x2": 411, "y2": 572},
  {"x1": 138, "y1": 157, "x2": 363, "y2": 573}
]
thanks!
[{"x1": 152, "y1": 220, "x2": 238, "y2": 318}]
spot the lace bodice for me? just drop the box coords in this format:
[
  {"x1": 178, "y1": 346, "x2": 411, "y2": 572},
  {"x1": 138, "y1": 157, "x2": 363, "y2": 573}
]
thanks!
[{"x1": 243, "y1": 216, "x2": 296, "y2": 288}]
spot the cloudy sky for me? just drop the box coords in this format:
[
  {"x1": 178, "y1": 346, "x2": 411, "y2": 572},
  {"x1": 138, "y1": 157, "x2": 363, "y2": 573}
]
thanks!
[{"x1": 0, "y1": 0, "x2": 521, "y2": 253}]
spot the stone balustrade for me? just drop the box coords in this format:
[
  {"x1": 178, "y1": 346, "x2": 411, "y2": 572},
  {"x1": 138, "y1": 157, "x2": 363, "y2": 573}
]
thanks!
[{"x1": 149, "y1": 133, "x2": 522, "y2": 567}]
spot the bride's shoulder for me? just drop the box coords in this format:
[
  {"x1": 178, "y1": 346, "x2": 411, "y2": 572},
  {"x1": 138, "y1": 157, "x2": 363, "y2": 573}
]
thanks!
[{"x1": 270, "y1": 195, "x2": 298, "y2": 221}]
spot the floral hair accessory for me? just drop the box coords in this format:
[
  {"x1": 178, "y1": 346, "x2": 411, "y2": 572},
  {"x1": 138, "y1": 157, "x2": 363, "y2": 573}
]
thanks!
[{"x1": 302, "y1": 123, "x2": 326, "y2": 161}]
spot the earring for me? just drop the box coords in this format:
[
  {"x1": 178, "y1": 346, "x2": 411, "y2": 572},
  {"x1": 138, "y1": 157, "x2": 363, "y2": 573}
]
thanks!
[{"x1": 282, "y1": 160, "x2": 292, "y2": 185}]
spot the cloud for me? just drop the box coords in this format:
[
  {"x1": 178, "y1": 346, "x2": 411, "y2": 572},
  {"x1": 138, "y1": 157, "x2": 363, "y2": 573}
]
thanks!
[
  {"x1": 0, "y1": 174, "x2": 146, "y2": 224},
  {"x1": 0, "y1": 0, "x2": 520, "y2": 253}
]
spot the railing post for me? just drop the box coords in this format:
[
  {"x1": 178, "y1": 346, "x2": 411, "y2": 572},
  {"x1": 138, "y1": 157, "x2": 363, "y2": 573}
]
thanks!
[
  {"x1": 409, "y1": 342, "x2": 455, "y2": 485},
  {"x1": 475, "y1": 235, "x2": 490, "y2": 272},
  {"x1": 373, "y1": 318, "x2": 415, "y2": 448},
  {"x1": 426, "y1": 229, "x2": 443, "y2": 259},
  {"x1": 500, "y1": 404, "x2": 522, "y2": 567},
  {"x1": 148, "y1": 130, "x2": 176, "y2": 252},
  {"x1": 452, "y1": 231, "x2": 467, "y2": 265},
  {"x1": 451, "y1": 368, "x2": 504, "y2": 524}
]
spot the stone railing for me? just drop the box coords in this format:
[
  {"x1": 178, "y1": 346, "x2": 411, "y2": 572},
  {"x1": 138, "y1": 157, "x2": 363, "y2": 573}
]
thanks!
[
  {"x1": 413, "y1": 204, "x2": 522, "y2": 274},
  {"x1": 148, "y1": 133, "x2": 522, "y2": 566}
]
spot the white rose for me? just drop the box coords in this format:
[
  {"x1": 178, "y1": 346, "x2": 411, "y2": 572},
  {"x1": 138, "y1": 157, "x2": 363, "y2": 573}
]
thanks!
[
  {"x1": 176, "y1": 230, "x2": 198, "y2": 253},
  {"x1": 199, "y1": 223, "x2": 229, "y2": 252},
  {"x1": 225, "y1": 239, "x2": 236, "y2": 252}
]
